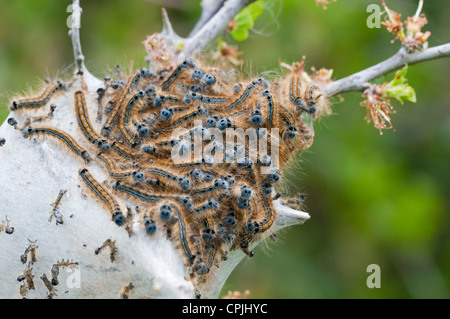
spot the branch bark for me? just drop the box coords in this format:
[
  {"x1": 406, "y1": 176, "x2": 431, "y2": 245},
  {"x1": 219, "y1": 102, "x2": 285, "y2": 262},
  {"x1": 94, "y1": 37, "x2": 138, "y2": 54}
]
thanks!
[
  {"x1": 68, "y1": 0, "x2": 102, "y2": 91},
  {"x1": 323, "y1": 43, "x2": 450, "y2": 97},
  {"x1": 178, "y1": 0, "x2": 255, "y2": 60},
  {"x1": 69, "y1": 0, "x2": 84, "y2": 75},
  {"x1": 189, "y1": 0, "x2": 226, "y2": 37}
]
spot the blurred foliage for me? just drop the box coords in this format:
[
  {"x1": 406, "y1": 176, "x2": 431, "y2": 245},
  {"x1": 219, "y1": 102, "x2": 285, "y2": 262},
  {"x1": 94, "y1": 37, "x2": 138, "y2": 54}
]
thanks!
[{"x1": 0, "y1": 0, "x2": 449, "y2": 298}]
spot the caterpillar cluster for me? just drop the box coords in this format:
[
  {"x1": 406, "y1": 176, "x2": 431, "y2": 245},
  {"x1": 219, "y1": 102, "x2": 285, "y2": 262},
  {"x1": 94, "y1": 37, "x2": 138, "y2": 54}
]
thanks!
[{"x1": 9, "y1": 59, "x2": 321, "y2": 277}]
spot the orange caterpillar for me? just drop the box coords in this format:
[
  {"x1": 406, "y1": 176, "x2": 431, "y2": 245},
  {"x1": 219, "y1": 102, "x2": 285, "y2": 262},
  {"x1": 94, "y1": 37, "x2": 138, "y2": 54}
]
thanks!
[{"x1": 10, "y1": 59, "x2": 323, "y2": 278}]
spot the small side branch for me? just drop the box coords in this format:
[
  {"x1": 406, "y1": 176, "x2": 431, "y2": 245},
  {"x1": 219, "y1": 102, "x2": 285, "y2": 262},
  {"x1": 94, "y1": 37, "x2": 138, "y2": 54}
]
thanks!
[
  {"x1": 161, "y1": 8, "x2": 177, "y2": 38},
  {"x1": 413, "y1": 0, "x2": 424, "y2": 20},
  {"x1": 323, "y1": 43, "x2": 450, "y2": 97},
  {"x1": 69, "y1": 0, "x2": 85, "y2": 75},
  {"x1": 179, "y1": 0, "x2": 255, "y2": 60}
]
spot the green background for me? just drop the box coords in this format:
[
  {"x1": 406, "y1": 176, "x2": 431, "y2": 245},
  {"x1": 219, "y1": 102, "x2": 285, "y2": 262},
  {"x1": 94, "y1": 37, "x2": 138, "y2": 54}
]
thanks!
[{"x1": 1, "y1": 0, "x2": 449, "y2": 298}]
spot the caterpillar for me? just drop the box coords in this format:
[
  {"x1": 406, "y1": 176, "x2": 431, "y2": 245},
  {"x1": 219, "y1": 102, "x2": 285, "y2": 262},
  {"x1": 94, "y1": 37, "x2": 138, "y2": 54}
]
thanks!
[
  {"x1": 75, "y1": 91, "x2": 111, "y2": 152},
  {"x1": 183, "y1": 92, "x2": 230, "y2": 105},
  {"x1": 278, "y1": 104, "x2": 297, "y2": 139},
  {"x1": 24, "y1": 126, "x2": 92, "y2": 163},
  {"x1": 172, "y1": 203, "x2": 196, "y2": 264},
  {"x1": 10, "y1": 81, "x2": 66, "y2": 111},
  {"x1": 226, "y1": 78, "x2": 268, "y2": 111},
  {"x1": 255, "y1": 198, "x2": 275, "y2": 233},
  {"x1": 203, "y1": 217, "x2": 215, "y2": 234},
  {"x1": 263, "y1": 89, "x2": 278, "y2": 128},
  {"x1": 118, "y1": 91, "x2": 145, "y2": 147},
  {"x1": 166, "y1": 106, "x2": 209, "y2": 129},
  {"x1": 195, "y1": 246, "x2": 217, "y2": 274},
  {"x1": 189, "y1": 179, "x2": 228, "y2": 200},
  {"x1": 79, "y1": 168, "x2": 126, "y2": 226},
  {"x1": 102, "y1": 69, "x2": 148, "y2": 137},
  {"x1": 161, "y1": 60, "x2": 196, "y2": 91},
  {"x1": 113, "y1": 181, "x2": 193, "y2": 209},
  {"x1": 111, "y1": 142, "x2": 143, "y2": 160},
  {"x1": 97, "y1": 152, "x2": 136, "y2": 178},
  {"x1": 144, "y1": 167, "x2": 191, "y2": 191},
  {"x1": 191, "y1": 199, "x2": 220, "y2": 215}
]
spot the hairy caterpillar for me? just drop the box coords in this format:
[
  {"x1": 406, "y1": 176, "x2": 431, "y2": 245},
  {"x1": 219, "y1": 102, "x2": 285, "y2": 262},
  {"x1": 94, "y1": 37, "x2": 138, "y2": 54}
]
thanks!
[
  {"x1": 23, "y1": 126, "x2": 92, "y2": 163},
  {"x1": 75, "y1": 91, "x2": 111, "y2": 152},
  {"x1": 10, "y1": 81, "x2": 66, "y2": 111},
  {"x1": 79, "y1": 168, "x2": 126, "y2": 226}
]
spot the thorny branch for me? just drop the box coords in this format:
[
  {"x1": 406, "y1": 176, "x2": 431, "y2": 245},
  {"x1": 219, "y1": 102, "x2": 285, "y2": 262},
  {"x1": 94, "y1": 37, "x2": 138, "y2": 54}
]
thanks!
[{"x1": 323, "y1": 43, "x2": 450, "y2": 97}]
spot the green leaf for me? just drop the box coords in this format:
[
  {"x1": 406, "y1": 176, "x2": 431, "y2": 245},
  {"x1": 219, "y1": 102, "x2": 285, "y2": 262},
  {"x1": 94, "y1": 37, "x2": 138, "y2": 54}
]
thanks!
[
  {"x1": 383, "y1": 67, "x2": 417, "y2": 104},
  {"x1": 230, "y1": 0, "x2": 264, "y2": 42},
  {"x1": 230, "y1": 28, "x2": 249, "y2": 42},
  {"x1": 247, "y1": 0, "x2": 264, "y2": 20}
]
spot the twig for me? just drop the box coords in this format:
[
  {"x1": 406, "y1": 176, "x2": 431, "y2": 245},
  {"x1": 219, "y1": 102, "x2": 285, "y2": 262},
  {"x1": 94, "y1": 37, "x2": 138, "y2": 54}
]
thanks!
[
  {"x1": 189, "y1": 0, "x2": 226, "y2": 37},
  {"x1": 323, "y1": 43, "x2": 450, "y2": 97},
  {"x1": 69, "y1": 0, "x2": 84, "y2": 75},
  {"x1": 161, "y1": 8, "x2": 177, "y2": 38},
  {"x1": 179, "y1": 0, "x2": 255, "y2": 60},
  {"x1": 68, "y1": 0, "x2": 103, "y2": 90},
  {"x1": 380, "y1": 0, "x2": 393, "y2": 22},
  {"x1": 413, "y1": 0, "x2": 424, "y2": 21}
]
